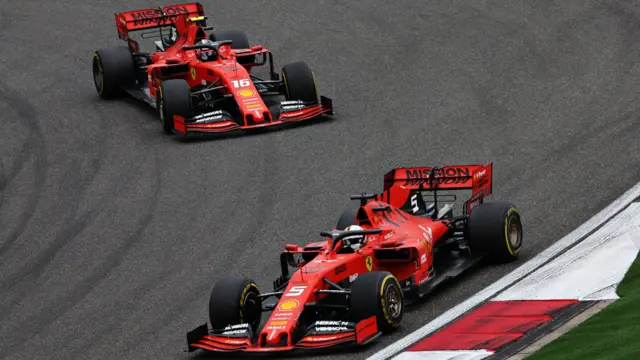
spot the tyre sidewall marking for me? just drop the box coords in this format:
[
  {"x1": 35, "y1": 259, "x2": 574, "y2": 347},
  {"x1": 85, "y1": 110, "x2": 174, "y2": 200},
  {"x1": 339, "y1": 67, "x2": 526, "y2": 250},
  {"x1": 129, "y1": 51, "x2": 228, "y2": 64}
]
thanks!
[
  {"x1": 93, "y1": 53, "x2": 104, "y2": 94},
  {"x1": 379, "y1": 275, "x2": 402, "y2": 327},
  {"x1": 504, "y1": 206, "x2": 521, "y2": 256},
  {"x1": 238, "y1": 283, "x2": 258, "y2": 324}
]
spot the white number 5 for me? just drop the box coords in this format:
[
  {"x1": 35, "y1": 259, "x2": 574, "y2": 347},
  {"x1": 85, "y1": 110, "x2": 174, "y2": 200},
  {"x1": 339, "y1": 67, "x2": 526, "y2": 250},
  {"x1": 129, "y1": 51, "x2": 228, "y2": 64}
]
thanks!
[
  {"x1": 231, "y1": 79, "x2": 250, "y2": 88},
  {"x1": 285, "y1": 286, "x2": 307, "y2": 296}
]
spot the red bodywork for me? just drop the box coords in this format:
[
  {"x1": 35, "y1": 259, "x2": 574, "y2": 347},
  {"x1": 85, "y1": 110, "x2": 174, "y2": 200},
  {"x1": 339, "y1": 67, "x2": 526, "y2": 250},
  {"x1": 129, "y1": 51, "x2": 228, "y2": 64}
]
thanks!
[
  {"x1": 113, "y1": 3, "x2": 332, "y2": 134},
  {"x1": 188, "y1": 163, "x2": 494, "y2": 353}
]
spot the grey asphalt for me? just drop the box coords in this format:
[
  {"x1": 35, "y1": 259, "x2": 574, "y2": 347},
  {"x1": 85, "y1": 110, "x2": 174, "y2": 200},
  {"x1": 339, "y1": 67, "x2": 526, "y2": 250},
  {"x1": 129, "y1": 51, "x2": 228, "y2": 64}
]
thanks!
[{"x1": 2, "y1": 1, "x2": 640, "y2": 360}]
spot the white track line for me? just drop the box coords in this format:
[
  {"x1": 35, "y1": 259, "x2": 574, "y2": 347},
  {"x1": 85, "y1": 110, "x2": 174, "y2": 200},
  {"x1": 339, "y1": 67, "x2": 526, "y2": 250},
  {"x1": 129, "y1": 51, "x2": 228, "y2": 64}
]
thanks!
[{"x1": 367, "y1": 181, "x2": 640, "y2": 360}]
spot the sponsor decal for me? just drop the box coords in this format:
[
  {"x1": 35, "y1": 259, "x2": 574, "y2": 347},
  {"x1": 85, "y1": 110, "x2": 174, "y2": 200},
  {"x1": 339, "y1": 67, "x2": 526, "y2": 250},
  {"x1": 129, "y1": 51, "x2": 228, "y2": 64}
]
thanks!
[
  {"x1": 269, "y1": 320, "x2": 287, "y2": 326},
  {"x1": 246, "y1": 103, "x2": 262, "y2": 109},
  {"x1": 365, "y1": 256, "x2": 373, "y2": 271},
  {"x1": 190, "y1": 67, "x2": 196, "y2": 80},
  {"x1": 306, "y1": 336, "x2": 338, "y2": 342},
  {"x1": 128, "y1": 6, "x2": 189, "y2": 26},
  {"x1": 224, "y1": 338, "x2": 246, "y2": 344},
  {"x1": 334, "y1": 264, "x2": 347, "y2": 275},
  {"x1": 349, "y1": 273, "x2": 359, "y2": 283},
  {"x1": 192, "y1": 110, "x2": 223, "y2": 123},
  {"x1": 222, "y1": 329, "x2": 246, "y2": 335},
  {"x1": 272, "y1": 312, "x2": 293, "y2": 318},
  {"x1": 474, "y1": 169, "x2": 487, "y2": 179},
  {"x1": 237, "y1": 89, "x2": 255, "y2": 97},
  {"x1": 403, "y1": 167, "x2": 471, "y2": 186},
  {"x1": 281, "y1": 100, "x2": 304, "y2": 105},
  {"x1": 418, "y1": 225, "x2": 433, "y2": 244},
  {"x1": 282, "y1": 104, "x2": 305, "y2": 111},
  {"x1": 278, "y1": 299, "x2": 299, "y2": 311},
  {"x1": 421, "y1": 254, "x2": 427, "y2": 264},
  {"x1": 224, "y1": 323, "x2": 250, "y2": 330},
  {"x1": 315, "y1": 321, "x2": 349, "y2": 326},
  {"x1": 265, "y1": 325, "x2": 286, "y2": 330},
  {"x1": 316, "y1": 326, "x2": 348, "y2": 332},
  {"x1": 384, "y1": 231, "x2": 395, "y2": 240}
]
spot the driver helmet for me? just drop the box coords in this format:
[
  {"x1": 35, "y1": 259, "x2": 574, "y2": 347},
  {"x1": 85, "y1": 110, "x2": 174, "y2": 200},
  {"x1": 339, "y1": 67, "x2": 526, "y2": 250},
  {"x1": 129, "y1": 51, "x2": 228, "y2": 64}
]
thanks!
[
  {"x1": 198, "y1": 39, "x2": 216, "y2": 61},
  {"x1": 343, "y1": 225, "x2": 366, "y2": 251}
]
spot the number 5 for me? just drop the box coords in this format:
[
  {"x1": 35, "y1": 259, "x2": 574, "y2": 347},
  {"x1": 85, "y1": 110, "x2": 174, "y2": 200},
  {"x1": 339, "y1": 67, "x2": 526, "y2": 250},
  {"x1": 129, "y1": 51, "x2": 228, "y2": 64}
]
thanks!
[
  {"x1": 231, "y1": 79, "x2": 250, "y2": 88},
  {"x1": 285, "y1": 286, "x2": 307, "y2": 296}
]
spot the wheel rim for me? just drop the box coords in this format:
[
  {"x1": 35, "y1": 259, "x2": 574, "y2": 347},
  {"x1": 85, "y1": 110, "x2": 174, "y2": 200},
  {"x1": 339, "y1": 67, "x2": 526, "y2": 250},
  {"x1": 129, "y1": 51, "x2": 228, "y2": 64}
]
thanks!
[
  {"x1": 243, "y1": 291, "x2": 261, "y2": 329},
  {"x1": 508, "y1": 217, "x2": 521, "y2": 248},
  {"x1": 384, "y1": 284, "x2": 402, "y2": 318}
]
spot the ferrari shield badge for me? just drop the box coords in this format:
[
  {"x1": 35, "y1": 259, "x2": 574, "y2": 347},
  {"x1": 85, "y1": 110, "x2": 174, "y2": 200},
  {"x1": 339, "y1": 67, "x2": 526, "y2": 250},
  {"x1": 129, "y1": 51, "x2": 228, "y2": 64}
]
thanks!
[
  {"x1": 365, "y1": 256, "x2": 373, "y2": 271},
  {"x1": 190, "y1": 68, "x2": 197, "y2": 80}
]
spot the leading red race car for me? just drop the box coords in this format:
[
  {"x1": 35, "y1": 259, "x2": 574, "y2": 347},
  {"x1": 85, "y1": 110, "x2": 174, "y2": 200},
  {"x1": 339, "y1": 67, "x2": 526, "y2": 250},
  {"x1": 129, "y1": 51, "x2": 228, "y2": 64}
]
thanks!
[
  {"x1": 186, "y1": 163, "x2": 524, "y2": 353},
  {"x1": 92, "y1": 3, "x2": 333, "y2": 135}
]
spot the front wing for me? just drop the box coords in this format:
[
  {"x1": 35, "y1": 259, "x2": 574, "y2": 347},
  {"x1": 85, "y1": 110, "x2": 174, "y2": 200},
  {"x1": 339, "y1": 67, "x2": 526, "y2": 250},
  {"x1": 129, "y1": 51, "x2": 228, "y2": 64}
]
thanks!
[
  {"x1": 186, "y1": 316, "x2": 379, "y2": 353},
  {"x1": 173, "y1": 96, "x2": 333, "y2": 135}
]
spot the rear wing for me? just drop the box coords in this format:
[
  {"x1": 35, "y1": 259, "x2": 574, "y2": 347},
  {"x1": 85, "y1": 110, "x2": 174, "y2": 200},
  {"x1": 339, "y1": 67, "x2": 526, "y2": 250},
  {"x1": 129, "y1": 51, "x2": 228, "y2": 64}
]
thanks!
[
  {"x1": 379, "y1": 163, "x2": 493, "y2": 216},
  {"x1": 383, "y1": 163, "x2": 493, "y2": 195},
  {"x1": 115, "y1": 2, "x2": 205, "y2": 39}
]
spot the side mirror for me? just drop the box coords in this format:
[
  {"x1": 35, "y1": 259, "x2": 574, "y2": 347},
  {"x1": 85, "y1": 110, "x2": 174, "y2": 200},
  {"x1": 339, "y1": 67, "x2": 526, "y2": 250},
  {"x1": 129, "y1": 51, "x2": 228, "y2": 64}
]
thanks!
[{"x1": 285, "y1": 244, "x2": 300, "y2": 252}]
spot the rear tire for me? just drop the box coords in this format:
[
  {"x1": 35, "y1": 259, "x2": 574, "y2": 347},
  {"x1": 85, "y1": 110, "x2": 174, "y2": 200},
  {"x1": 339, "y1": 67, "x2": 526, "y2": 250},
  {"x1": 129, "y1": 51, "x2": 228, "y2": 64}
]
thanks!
[
  {"x1": 210, "y1": 29, "x2": 254, "y2": 65},
  {"x1": 336, "y1": 209, "x2": 357, "y2": 230},
  {"x1": 92, "y1": 46, "x2": 135, "y2": 99},
  {"x1": 282, "y1": 61, "x2": 318, "y2": 103},
  {"x1": 350, "y1": 271, "x2": 403, "y2": 333},
  {"x1": 157, "y1": 79, "x2": 191, "y2": 134},
  {"x1": 468, "y1": 201, "x2": 523, "y2": 263},
  {"x1": 208, "y1": 278, "x2": 262, "y2": 333}
]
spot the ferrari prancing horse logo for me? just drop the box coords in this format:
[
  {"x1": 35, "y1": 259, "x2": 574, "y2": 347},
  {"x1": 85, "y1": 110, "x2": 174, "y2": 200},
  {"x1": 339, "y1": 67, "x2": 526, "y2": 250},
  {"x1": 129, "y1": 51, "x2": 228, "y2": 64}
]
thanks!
[
  {"x1": 365, "y1": 256, "x2": 373, "y2": 271},
  {"x1": 190, "y1": 68, "x2": 196, "y2": 80}
]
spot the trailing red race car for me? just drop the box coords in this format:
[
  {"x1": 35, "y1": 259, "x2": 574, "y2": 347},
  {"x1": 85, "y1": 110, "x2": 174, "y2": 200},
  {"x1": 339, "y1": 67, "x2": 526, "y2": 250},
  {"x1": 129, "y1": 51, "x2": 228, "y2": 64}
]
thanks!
[
  {"x1": 92, "y1": 2, "x2": 333, "y2": 135},
  {"x1": 186, "y1": 163, "x2": 524, "y2": 353}
]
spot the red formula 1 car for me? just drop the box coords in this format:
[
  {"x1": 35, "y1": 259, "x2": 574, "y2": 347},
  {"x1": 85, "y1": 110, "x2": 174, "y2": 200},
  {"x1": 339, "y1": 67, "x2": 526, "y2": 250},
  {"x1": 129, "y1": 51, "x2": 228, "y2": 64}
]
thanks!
[
  {"x1": 186, "y1": 163, "x2": 524, "y2": 353},
  {"x1": 91, "y1": 3, "x2": 333, "y2": 135}
]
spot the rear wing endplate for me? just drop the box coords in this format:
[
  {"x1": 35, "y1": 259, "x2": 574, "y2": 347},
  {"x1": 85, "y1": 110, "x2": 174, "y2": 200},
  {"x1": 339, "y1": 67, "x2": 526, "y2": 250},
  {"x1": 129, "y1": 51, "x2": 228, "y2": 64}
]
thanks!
[{"x1": 115, "y1": 2, "x2": 204, "y2": 39}]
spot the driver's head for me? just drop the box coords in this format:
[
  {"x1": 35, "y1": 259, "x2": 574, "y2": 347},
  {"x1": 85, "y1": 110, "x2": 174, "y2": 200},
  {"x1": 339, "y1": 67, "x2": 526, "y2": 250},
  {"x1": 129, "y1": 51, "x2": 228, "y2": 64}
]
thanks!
[
  {"x1": 343, "y1": 225, "x2": 365, "y2": 251},
  {"x1": 198, "y1": 39, "x2": 216, "y2": 61}
]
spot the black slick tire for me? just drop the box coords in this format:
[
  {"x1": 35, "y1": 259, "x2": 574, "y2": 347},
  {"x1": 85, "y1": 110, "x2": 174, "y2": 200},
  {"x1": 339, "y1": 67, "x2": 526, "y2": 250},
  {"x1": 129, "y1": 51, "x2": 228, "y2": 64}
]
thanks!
[
  {"x1": 208, "y1": 278, "x2": 262, "y2": 332},
  {"x1": 350, "y1": 271, "x2": 403, "y2": 333},
  {"x1": 209, "y1": 29, "x2": 254, "y2": 65},
  {"x1": 468, "y1": 201, "x2": 523, "y2": 263},
  {"x1": 92, "y1": 46, "x2": 135, "y2": 100},
  {"x1": 336, "y1": 208, "x2": 357, "y2": 230},
  {"x1": 282, "y1": 61, "x2": 318, "y2": 103},
  {"x1": 157, "y1": 79, "x2": 191, "y2": 134}
]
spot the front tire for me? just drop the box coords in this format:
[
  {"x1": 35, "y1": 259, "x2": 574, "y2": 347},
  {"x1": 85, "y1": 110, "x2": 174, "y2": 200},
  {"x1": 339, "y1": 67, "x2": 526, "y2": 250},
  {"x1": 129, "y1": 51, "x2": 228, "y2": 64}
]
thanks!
[
  {"x1": 157, "y1": 79, "x2": 191, "y2": 134},
  {"x1": 282, "y1": 61, "x2": 318, "y2": 103},
  {"x1": 350, "y1": 271, "x2": 403, "y2": 333},
  {"x1": 468, "y1": 201, "x2": 523, "y2": 263},
  {"x1": 208, "y1": 278, "x2": 262, "y2": 333},
  {"x1": 92, "y1": 46, "x2": 135, "y2": 99}
]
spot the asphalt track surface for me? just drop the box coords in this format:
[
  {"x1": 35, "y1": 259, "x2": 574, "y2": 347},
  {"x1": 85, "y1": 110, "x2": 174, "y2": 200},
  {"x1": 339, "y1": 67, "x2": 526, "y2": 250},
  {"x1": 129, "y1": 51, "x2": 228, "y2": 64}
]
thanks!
[{"x1": 2, "y1": 1, "x2": 640, "y2": 359}]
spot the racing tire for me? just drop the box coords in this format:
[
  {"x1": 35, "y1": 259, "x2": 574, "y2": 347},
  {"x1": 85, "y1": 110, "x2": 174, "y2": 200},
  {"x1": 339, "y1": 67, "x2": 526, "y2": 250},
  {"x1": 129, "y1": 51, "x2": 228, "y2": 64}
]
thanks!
[
  {"x1": 92, "y1": 46, "x2": 135, "y2": 100},
  {"x1": 208, "y1": 278, "x2": 262, "y2": 333},
  {"x1": 157, "y1": 79, "x2": 192, "y2": 134},
  {"x1": 468, "y1": 201, "x2": 523, "y2": 263},
  {"x1": 335, "y1": 208, "x2": 357, "y2": 230},
  {"x1": 350, "y1": 271, "x2": 403, "y2": 333},
  {"x1": 282, "y1": 61, "x2": 318, "y2": 103},
  {"x1": 209, "y1": 30, "x2": 254, "y2": 65}
]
